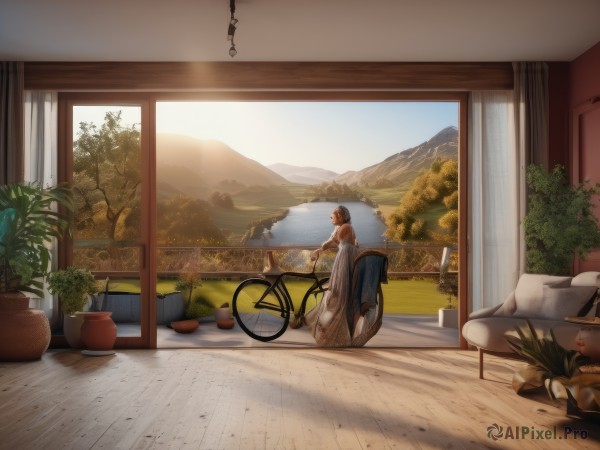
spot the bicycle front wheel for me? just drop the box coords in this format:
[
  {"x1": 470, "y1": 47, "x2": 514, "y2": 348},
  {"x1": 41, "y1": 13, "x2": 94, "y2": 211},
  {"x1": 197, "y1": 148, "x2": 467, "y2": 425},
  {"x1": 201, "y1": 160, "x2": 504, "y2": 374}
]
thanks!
[{"x1": 232, "y1": 278, "x2": 290, "y2": 342}]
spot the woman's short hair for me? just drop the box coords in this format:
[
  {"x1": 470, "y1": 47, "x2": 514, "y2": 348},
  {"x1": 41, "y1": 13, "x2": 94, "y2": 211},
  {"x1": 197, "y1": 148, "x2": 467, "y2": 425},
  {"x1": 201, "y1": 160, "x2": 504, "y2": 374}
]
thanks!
[{"x1": 335, "y1": 205, "x2": 351, "y2": 224}]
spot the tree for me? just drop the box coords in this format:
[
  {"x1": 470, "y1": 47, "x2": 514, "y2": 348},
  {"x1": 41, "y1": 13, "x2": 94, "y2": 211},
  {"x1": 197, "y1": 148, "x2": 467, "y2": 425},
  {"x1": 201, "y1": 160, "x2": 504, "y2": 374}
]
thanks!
[
  {"x1": 209, "y1": 191, "x2": 234, "y2": 209},
  {"x1": 386, "y1": 158, "x2": 458, "y2": 242},
  {"x1": 524, "y1": 164, "x2": 600, "y2": 275},
  {"x1": 157, "y1": 195, "x2": 227, "y2": 245},
  {"x1": 73, "y1": 111, "x2": 141, "y2": 241}
]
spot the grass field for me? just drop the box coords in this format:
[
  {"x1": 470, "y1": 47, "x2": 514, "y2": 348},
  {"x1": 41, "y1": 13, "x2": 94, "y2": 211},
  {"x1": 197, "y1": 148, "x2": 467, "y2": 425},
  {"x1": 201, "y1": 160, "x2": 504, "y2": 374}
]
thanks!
[{"x1": 110, "y1": 277, "x2": 449, "y2": 315}]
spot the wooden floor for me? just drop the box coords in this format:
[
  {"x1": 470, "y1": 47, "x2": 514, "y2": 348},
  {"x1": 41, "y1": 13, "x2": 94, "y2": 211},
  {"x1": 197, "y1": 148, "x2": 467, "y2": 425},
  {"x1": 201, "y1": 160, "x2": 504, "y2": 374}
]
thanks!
[{"x1": 0, "y1": 349, "x2": 598, "y2": 450}]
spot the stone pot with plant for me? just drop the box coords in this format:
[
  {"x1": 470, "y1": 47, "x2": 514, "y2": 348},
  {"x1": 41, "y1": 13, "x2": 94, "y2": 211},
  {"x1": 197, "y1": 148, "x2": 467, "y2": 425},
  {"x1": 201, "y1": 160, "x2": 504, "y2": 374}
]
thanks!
[
  {"x1": 437, "y1": 266, "x2": 458, "y2": 328},
  {"x1": 48, "y1": 266, "x2": 99, "y2": 348},
  {"x1": 0, "y1": 182, "x2": 72, "y2": 361},
  {"x1": 524, "y1": 164, "x2": 600, "y2": 275}
]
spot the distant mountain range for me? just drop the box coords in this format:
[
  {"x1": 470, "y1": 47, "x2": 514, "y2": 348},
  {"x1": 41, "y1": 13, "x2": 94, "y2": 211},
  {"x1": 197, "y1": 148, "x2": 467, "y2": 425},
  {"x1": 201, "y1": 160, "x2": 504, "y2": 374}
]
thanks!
[
  {"x1": 156, "y1": 134, "x2": 287, "y2": 199},
  {"x1": 334, "y1": 126, "x2": 458, "y2": 189},
  {"x1": 156, "y1": 126, "x2": 458, "y2": 200},
  {"x1": 267, "y1": 163, "x2": 339, "y2": 185}
]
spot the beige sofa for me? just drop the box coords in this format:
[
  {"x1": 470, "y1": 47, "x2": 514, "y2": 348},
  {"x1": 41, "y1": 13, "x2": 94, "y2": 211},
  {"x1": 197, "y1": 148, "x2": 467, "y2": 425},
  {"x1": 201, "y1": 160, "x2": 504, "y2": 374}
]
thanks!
[{"x1": 462, "y1": 272, "x2": 600, "y2": 379}]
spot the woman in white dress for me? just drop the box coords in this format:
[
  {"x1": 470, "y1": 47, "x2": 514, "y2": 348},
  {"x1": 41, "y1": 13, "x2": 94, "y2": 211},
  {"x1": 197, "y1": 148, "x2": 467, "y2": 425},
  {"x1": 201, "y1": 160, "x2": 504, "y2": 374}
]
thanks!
[{"x1": 301, "y1": 205, "x2": 363, "y2": 347}]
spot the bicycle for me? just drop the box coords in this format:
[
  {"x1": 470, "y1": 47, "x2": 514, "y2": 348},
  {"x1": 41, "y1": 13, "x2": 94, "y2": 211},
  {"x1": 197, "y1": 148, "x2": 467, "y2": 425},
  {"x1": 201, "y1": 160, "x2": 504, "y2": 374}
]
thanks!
[{"x1": 232, "y1": 252, "x2": 329, "y2": 342}]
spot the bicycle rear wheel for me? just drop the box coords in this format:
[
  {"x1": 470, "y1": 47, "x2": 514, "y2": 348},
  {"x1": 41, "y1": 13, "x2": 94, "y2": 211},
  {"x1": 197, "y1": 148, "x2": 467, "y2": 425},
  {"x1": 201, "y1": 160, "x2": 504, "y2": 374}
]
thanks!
[{"x1": 232, "y1": 278, "x2": 290, "y2": 341}]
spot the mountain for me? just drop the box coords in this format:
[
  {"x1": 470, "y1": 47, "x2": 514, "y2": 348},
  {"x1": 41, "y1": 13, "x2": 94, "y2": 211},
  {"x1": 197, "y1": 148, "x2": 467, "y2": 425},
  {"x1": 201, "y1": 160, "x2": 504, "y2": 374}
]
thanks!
[
  {"x1": 156, "y1": 133, "x2": 287, "y2": 199},
  {"x1": 268, "y1": 163, "x2": 340, "y2": 185},
  {"x1": 335, "y1": 126, "x2": 458, "y2": 189}
]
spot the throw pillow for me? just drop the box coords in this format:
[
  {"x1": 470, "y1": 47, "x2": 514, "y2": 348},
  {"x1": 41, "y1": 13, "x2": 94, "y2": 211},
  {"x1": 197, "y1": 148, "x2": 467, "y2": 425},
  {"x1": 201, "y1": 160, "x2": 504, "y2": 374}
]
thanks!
[
  {"x1": 512, "y1": 274, "x2": 571, "y2": 317},
  {"x1": 529, "y1": 285, "x2": 599, "y2": 320},
  {"x1": 571, "y1": 271, "x2": 600, "y2": 288}
]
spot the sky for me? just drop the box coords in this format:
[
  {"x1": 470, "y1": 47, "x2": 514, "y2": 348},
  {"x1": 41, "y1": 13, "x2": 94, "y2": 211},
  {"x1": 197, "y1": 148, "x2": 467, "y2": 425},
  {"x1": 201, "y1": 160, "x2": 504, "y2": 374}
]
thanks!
[{"x1": 74, "y1": 101, "x2": 458, "y2": 174}]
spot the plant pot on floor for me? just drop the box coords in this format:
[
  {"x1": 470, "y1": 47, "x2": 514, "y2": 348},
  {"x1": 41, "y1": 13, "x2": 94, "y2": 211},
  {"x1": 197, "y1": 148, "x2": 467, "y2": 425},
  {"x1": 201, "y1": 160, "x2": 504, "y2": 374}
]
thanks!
[
  {"x1": 63, "y1": 313, "x2": 85, "y2": 349},
  {"x1": 80, "y1": 312, "x2": 117, "y2": 351},
  {"x1": 438, "y1": 307, "x2": 458, "y2": 328},
  {"x1": 0, "y1": 293, "x2": 51, "y2": 361}
]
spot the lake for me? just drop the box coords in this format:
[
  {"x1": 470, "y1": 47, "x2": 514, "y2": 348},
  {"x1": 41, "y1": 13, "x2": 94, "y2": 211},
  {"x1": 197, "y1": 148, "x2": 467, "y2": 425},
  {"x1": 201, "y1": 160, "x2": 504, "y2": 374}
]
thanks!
[{"x1": 246, "y1": 201, "x2": 387, "y2": 247}]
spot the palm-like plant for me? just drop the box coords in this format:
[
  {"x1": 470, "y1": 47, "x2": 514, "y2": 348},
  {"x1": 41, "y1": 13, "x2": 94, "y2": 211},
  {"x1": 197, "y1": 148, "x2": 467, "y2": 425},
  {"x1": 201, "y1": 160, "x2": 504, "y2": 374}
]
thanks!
[
  {"x1": 0, "y1": 182, "x2": 73, "y2": 297},
  {"x1": 505, "y1": 320, "x2": 589, "y2": 399}
]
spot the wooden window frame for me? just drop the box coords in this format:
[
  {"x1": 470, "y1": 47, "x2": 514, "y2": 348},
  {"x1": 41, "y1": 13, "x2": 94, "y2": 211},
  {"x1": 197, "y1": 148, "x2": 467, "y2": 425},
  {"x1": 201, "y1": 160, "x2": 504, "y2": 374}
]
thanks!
[{"x1": 42, "y1": 61, "x2": 497, "y2": 349}]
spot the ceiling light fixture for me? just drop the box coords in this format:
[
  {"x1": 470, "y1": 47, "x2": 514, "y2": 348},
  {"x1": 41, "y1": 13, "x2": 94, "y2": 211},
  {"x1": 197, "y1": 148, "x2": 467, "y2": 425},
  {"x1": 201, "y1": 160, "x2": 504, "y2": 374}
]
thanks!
[{"x1": 227, "y1": 0, "x2": 238, "y2": 57}]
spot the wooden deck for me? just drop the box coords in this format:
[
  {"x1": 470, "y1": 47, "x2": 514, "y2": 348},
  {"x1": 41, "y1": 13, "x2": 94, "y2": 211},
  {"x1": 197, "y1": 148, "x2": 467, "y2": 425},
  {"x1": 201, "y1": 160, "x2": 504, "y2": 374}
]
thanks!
[{"x1": 0, "y1": 348, "x2": 598, "y2": 449}]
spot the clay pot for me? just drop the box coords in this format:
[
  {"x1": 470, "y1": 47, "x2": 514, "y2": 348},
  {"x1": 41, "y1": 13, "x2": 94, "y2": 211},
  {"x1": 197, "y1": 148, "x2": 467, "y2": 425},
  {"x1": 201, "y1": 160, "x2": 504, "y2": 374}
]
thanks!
[
  {"x1": 215, "y1": 307, "x2": 231, "y2": 322},
  {"x1": 0, "y1": 292, "x2": 51, "y2": 361},
  {"x1": 217, "y1": 318, "x2": 235, "y2": 329},
  {"x1": 80, "y1": 312, "x2": 117, "y2": 351},
  {"x1": 171, "y1": 319, "x2": 199, "y2": 333}
]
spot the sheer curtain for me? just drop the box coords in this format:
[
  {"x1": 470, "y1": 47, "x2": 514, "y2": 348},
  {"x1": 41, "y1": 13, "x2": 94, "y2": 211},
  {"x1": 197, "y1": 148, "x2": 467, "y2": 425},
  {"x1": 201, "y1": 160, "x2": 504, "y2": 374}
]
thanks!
[
  {"x1": 469, "y1": 63, "x2": 549, "y2": 312},
  {"x1": 469, "y1": 91, "x2": 520, "y2": 311},
  {"x1": 23, "y1": 91, "x2": 60, "y2": 326}
]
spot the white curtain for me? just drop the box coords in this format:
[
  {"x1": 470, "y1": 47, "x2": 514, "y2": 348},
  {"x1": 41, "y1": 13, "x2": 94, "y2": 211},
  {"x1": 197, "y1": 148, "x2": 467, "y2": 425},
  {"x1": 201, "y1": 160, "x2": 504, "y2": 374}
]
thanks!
[
  {"x1": 23, "y1": 91, "x2": 60, "y2": 326},
  {"x1": 469, "y1": 91, "x2": 521, "y2": 311}
]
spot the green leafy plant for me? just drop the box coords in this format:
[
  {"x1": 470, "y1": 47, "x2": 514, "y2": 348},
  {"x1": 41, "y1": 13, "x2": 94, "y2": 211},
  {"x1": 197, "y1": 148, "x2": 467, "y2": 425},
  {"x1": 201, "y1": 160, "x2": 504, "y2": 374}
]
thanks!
[
  {"x1": 48, "y1": 267, "x2": 99, "y2": 315},
  {"x1": 524, "y1": 164, "x2": 600, "y2": 275},
  {"x1": 185, "y1": 294, "x2": 215, "y2": 320},
  {"x1": 437, "y1": 272, "x2": 458, "y2": 309},
  {"x1": 0, "y1": 182, "x2": 73, "y2": 297},
  {"x1": 175, "y1": 271, "x2": 203, "y2": 307},
  {"x1": 505, "y1": 320, "x2": 589, "y2": 399}
]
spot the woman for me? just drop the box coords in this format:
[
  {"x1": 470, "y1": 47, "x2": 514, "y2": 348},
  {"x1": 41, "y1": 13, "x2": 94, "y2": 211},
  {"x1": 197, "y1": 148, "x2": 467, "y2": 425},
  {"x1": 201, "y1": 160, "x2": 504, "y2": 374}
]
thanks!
[{"x1": 301, "y1": 205, "x2": 361, "y2": 347}]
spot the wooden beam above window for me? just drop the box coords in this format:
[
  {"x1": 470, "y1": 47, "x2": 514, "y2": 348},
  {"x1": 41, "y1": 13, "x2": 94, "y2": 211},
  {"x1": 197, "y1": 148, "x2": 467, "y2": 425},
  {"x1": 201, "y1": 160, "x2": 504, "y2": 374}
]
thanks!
[{"x1": 24, "y1": 62, "x2": 513, "y2": 91}]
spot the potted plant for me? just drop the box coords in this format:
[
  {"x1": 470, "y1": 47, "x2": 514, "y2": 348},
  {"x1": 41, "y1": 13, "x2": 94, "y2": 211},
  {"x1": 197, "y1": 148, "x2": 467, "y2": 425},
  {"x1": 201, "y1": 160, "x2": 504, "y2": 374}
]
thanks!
[
  {"x1": 505, "y1": 320, "x2": 599, "y2": 419},
  {"x1": 48, "y1": 266, "x2": 99, "y2": 348},
  {"x1": 524, "y1": 164, "x2": 600, "y2": 275},
  {"x1": 0, "y1": 182, "x2": 72, "y2": 361},
  {"x1": 437, "y1": 271, "x2": 458, "y2": 328}
]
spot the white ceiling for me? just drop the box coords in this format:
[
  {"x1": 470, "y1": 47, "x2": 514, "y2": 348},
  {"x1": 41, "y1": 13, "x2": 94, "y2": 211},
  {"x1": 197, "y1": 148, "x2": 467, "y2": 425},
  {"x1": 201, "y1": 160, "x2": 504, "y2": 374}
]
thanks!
[{"x1": 2, "y1": 0, "x2": 600, "y2": 62}]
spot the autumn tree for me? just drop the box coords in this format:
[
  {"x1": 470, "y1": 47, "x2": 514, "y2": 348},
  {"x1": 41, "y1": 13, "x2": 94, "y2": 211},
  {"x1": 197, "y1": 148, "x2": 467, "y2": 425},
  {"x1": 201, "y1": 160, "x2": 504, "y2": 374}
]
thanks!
[
  {"x1": 386, "y1": 159, "x2": 458, "y2": 242},
  {"x1": 73, "y1": 111, "x2": 141, "y2": 241}
]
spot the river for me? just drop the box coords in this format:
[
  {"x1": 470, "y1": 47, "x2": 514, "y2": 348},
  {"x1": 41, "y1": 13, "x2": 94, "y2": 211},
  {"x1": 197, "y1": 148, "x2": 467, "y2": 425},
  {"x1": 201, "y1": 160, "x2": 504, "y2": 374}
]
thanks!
[{"x1": 246, "y1": 201, "x2": 387, "y2": 247}]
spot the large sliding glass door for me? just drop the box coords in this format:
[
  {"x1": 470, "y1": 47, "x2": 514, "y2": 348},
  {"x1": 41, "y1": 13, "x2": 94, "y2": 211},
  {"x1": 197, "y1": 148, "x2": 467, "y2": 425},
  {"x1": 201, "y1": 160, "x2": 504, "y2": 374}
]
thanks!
[{"x1": 60, "y1": 96, "x2": 155, "y2": 348}]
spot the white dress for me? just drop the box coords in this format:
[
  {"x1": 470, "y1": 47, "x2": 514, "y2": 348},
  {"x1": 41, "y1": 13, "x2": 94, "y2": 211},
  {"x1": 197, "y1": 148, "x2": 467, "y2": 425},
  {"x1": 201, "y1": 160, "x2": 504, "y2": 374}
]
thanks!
[{"x1": 305, "y1": 227, "x2": 360, "y2": 347}]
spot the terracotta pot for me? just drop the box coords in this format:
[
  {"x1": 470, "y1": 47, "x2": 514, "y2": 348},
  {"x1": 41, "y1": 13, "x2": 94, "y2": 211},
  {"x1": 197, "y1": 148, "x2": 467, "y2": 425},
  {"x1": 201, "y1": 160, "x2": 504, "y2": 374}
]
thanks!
[
  {"x1": 215, "y1": 307, "x2": 231, "y2": 322},
  {"x1": 0, "y1": 292, "x2": 51, "y2": 361},
  {"x1": 80, "y1": 312, "x2": 117, "y2": 351},
  {"x1": 171, "y1": 319, "x2": 199, "y2": 333},
  {"x1": 217, "y1": 318, "x2": 235, "y2": 329},
  {"x1": 63, "y1": 313, "x2": 85, "y2": 348}
]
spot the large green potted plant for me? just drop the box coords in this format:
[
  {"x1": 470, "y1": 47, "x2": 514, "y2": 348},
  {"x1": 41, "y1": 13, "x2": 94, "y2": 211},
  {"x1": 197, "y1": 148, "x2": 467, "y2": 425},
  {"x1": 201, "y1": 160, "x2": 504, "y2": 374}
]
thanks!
[
  {"x1": 523, "y1": 164, "x2": 600, "y2": 275},
  {"x1": 0, "y1": 182, "x2": 72, "y2": 360},
  {"x1": 48, "y1": 266, "x2": 98, "y2": 348}
]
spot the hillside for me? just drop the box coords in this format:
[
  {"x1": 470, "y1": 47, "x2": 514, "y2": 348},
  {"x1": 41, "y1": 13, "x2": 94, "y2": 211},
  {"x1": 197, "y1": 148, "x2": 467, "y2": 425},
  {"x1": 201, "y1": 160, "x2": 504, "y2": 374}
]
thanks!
[
  {"x1": 268, "y1": 163, "x2": 339, "y2": 185},
  {"x1": 335, "y1": 126, "x2": 458, "y2": 189},
  {"x1": 156, "y1": 133, "x2": 287, "y2": 199}
]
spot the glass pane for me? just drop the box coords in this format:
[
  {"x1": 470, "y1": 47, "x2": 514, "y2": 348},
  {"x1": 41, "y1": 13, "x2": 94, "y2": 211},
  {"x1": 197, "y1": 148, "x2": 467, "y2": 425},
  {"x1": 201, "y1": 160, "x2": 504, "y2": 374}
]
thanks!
[
  {"x1": 72, "y1": 105, "x2": 143, "y2": 338},
  {"x1": 156, "y1": 101, "x2": 461, "y2": 348}
]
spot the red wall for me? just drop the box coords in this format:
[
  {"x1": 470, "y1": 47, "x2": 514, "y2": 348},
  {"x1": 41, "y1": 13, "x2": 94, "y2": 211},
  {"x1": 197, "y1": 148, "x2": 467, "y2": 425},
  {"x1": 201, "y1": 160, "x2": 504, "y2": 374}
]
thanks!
[
  {"x1": 570, "y1": 41, "x2": 600, "y2": 108},
  {"x1": 568, "y1": 40, "x2": 600, "y2": 272}
]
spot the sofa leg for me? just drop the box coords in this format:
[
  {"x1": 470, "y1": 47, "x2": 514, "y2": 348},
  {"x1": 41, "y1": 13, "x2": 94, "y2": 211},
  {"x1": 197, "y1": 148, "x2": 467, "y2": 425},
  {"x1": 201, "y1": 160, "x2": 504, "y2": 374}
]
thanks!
[{"x1": 479, "y1": 348, "x2": 484, "y2": 379}]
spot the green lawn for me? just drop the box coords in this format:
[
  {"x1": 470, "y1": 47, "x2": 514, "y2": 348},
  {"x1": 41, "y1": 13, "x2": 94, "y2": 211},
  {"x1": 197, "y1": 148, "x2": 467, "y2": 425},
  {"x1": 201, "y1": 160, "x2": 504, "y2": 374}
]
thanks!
[{"x1": 109, "y1": 278, "x2": 448, "y2": 315}]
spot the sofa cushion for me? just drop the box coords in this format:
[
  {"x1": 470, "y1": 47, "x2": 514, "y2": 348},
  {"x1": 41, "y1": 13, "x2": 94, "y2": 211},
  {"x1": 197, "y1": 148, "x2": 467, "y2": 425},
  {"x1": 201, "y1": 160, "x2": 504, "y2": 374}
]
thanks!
[
  {"x1": 571, "y1": 271, "x2": 600, "y2": 288},
  {"x1": 533, "y1": 285, "x2": 598, "y2": 320},
  {"x1": 462, "y1": 317, "x2": 580, "y2": 353},
  {"x1": 512, "y1": 274, "x2": 571, "y2": 317},
  {"x1": 493, "y1": 292, "x2": 517, "y2": 317}
]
